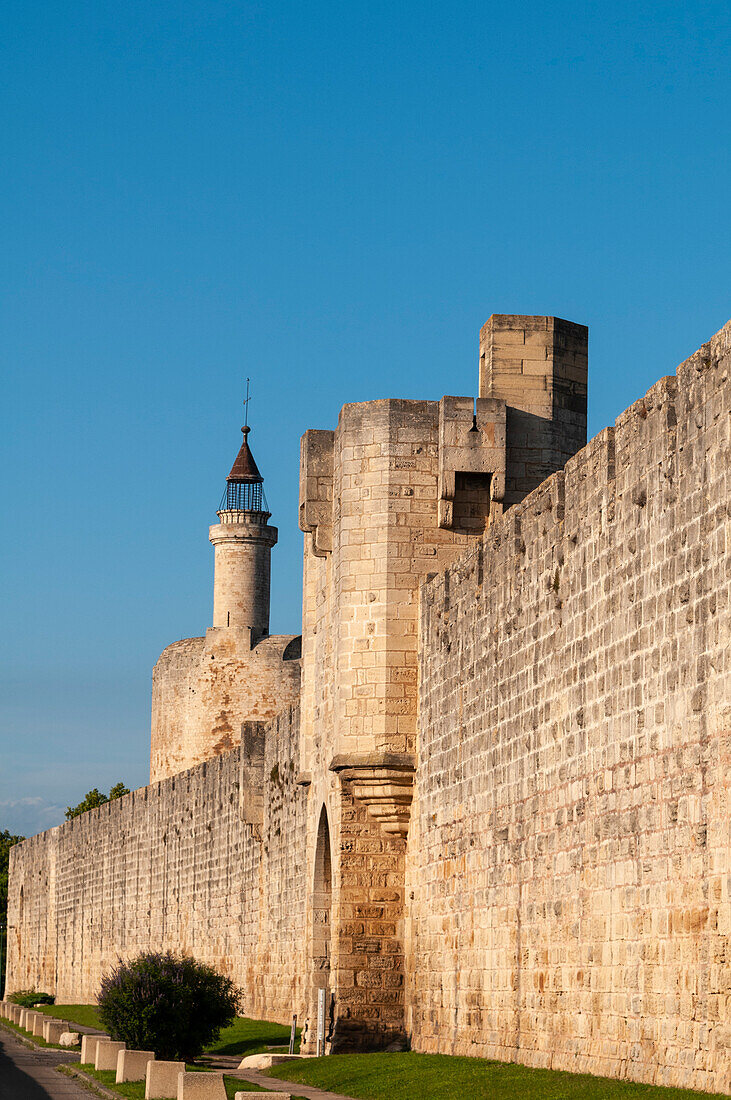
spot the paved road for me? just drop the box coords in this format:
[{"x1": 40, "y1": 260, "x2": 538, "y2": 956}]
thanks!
[{"x1": 0, "y1": 1029, "x2": 87, "y2": 1100}]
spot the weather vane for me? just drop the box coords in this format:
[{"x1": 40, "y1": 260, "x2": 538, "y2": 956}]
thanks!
[{"x1": 244, "y1": 377, "x2": 251, "y2": 426}]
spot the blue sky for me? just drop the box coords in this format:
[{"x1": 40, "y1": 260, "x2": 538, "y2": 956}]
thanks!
[{"x1": 1, "y1": 0, "x2": 729, "y2": 837}]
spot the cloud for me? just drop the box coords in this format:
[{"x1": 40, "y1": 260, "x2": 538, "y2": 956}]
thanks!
[{"x1": 0, "y1": 797, "x2": 64, "y2": 838}]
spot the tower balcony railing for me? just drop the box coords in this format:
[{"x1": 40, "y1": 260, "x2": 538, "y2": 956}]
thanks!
[{"x1": 216, "y1": 508, "x2": 271, "y2": 526}]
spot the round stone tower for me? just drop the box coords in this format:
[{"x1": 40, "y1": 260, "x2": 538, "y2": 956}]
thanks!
[
  {"x1": 150, "y1": 419, "x2": 301, "y2": 783},
  {"x1": 209, "y1": 424, "x2": 277, "y2": 643}
]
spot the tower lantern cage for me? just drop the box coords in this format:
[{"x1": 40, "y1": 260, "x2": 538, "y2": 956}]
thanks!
[
  {"x1": 218, "y1": 424, "x2": 270, "y2": 521},
  {"x1": 220, "y1": 477, "x2": 269, "y2": 516}
]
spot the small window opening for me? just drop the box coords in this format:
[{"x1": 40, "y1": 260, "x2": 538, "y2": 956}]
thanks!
[{"x1": 453, "y1": 471, "x2": 492, "y2": 534}]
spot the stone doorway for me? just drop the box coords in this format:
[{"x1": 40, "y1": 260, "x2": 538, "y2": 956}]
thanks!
[{"x1": 309, "y1": 804, "x2": 333, "y2": 1052}]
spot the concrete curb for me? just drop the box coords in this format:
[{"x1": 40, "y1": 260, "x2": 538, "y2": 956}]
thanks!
[{"x1": 58, "y1": 1064, "x2": 122, "y2": 1098}]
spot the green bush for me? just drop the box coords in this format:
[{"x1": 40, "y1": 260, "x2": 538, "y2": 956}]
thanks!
[
  {"x1": 8, "y1": 990, "x2": 55, "y2": 1006},
  {"x1": 97, "y1": 952, "x2": 241, "y2": 1061}
]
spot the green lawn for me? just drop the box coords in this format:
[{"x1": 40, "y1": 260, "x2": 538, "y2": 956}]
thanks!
[
  {"x1": 72, "y1": 1065, "x2": 271, "y2": 1098},
  {"x1": 267, "y1": 1052, "x2": 730, "y2": 1100},
  {"x1": 40, "y1": 1005, "x2": 298, "y2": 1058},
  {"x1": 37, "y1": 1003, "x2": 102, "y2": 1030},
  {"x1": 205, "y1": 1015, "x2": 299, "y2": 1056}
]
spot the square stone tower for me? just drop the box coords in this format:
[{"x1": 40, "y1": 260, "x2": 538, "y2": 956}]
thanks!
[
  {"x1": 295, "y1": 314, "x2": 588, "y2": 1052},
  {"x1": 479, "y1": 314, "x2": 588, "y2": 505}
]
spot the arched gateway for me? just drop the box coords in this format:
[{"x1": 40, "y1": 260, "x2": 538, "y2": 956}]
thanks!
[{"x1": 310, "y1": 805, "x2": 333, "y2": 1053}]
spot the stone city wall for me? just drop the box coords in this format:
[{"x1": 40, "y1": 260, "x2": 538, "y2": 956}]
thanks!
[
  {"x1": 407, "y1": 322, "x2": 731, "y2": 1093},
  {"x1": 6, "y1": 707, "x2": 308, "y2": 1023}
]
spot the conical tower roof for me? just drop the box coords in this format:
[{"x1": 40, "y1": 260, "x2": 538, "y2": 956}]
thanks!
[
  {"x1": 227, "y1": 425, "x2": 263, "y2": 483},
  {"x1": 219, "y1": 424, "x2": 270, "y2": 518}
]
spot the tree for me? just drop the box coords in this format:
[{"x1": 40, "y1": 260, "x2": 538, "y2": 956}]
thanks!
[
  {"x1": 1, "y1": 830, "x2": 24, "y2": 996},
  {"x1": 97, "y1": 952, "x2": 241, "y2": 1060},
  {"x1": 65, "y1": 783, "x2": 130, "y2": 820}
]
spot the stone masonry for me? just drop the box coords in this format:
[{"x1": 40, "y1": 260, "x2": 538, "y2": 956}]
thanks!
[{"x1": 6, "y1": 315, "x2": 730, "y2": 1093}]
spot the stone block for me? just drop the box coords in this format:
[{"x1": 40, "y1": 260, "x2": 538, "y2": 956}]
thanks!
[
  {"x1": 237, "y1": 1052, "x2": 304, "y2": 1068},
  {"x1": 81, "y1": 1033, "x2": 108, "y2": 1063},
  {"x1": 32, "y1": 1013, "x2": 46, "y2": 1037},
  {"x1": 145, "y1": 1060, "x2": 186, "y2": 1099},
  {"x1": 234, "y1": 1094, "x2": 291, "y2": 1099},
  {"x1": 116, "y1": 1048, "x2": 155, "y2": 1083},
  {"x1": 176, "y1": 1071, "x2": 227, "y2": 1099},
  {"x1": 59, "y1": 1032, "x2": 80, "y2": 1047},
  {"x1": 43, "y1": 1019, "x2": 69, "y2": 1043},
  {"x1": 95, "y1": 1039, "x2": 126, "y2": 1071}
]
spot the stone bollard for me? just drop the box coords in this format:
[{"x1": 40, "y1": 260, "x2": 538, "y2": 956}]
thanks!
[
  {"x1": 17, "y1": 1008, "x2": 28, "y2": 1029},
  {"x1": 176, "y1": 1071, "x2": 227, "y2": 1099},
  {"x1": 32, "y1": 1013, "x2": 47, "y2": 1038},
  {"x1": 80, "y1": 1033, "x2": 107, "y2": 1063},
  {"x1": 116, "y1": 1048, "x2": 155, "y2": 1083},
  {"x1": 59, "y1": 1032, "x2": 80, "y2": 1047},
  {"x1": 43, "y1": 1019, "x2": 69, "y2": 1043},
  {"x1": 145, "y1": 1059, "x2": 186, "y2": 1099},
  {"x1": 95, "y1": 1039, "x2": 126, "y2": 1071},
  {"x1": 46, "y1": 1020, "x2": 71, "y2": 1045}
]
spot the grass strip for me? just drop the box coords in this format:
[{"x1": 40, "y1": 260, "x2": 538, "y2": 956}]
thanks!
[
  {"x1": 40, "y1": 1005, "x2": 299, "y2": 1057},
  {"x1": 73, "y1": 1064, "x2": 274, "y2": 1098},
  {"x1": 266, "y1": 1051, "x2": 731, "y2": 1100},
  {"x1": 37, "y1": 1003, "x2": 103, "y2": 1030},
  {"x1": 202, "y1": 1015, "x2": 300, "y2": 1056}
]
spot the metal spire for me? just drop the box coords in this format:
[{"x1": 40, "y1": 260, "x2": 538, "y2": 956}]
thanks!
[{"x1": 243, "y1": 378, "x2": 251, "y2": 427}]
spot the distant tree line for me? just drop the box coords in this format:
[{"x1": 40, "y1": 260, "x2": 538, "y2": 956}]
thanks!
[{"x1": 65, "y1": 782, "x2": 130, "y2": 819}]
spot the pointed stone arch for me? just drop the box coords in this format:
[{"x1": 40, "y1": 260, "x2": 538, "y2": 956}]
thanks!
[{"x1": 312, "y1": 804, "x2": 333, "y2": 987}]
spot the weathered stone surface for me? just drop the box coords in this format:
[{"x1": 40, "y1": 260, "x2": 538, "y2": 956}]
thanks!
[
  {"x1": 408, "y1": 322, "x2": 731, "y2": 1093},
  {"x1": 95, "y1": 1039, "x2": 126, "y2": 1071},
  {"x1": 81, "y1": 1033, "x2": 108, "y2": 1063},
  {"x1": 236, "y1": 1053, "x2": 305, "y2": 1068},
  {"x1": 479, "y1": 314, "x2": 588, "y2": 505},
  {"x1": 43, "y1": 1018, "x2": 68, "y2": 1043},
  {"x1": 116, "y1": 1048, "x2": 155, "y2": 1083},
  {"x1": 234, "y1": 1094, "x2": 291, "y2": 1099},
  {"x1": 59, "y1": 1031, "x2": 80, "y2": 1047},
  {"x1": 176, "y1": 1071, "x2": 226, "y2": 1099},
  {"x1": 150, "y1": 630, "x2": 300, "y2": 783},
  {"x1": 145, "y1": 1059, "x2": 186, "y2": 1099}
]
